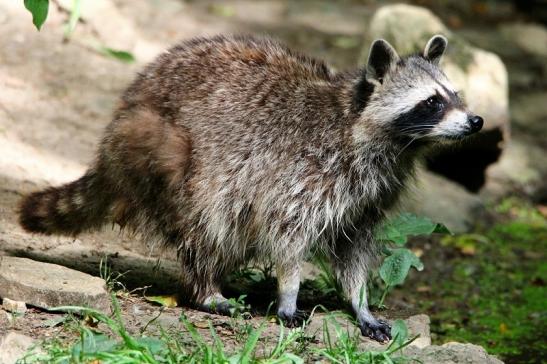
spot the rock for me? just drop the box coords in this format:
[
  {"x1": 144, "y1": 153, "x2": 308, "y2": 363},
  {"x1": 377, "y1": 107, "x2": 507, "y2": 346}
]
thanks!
[
  {"x1": 0, "y1": 332, "x2": 36, "y2": 364},
  {"x1": 500, "y1": 23, "x2": 547, "y2": 57},
  {"x1": 403, "y1": 342, "x2": 504, "y2": 364},
  {"x1": 1, "y1": 298, "x2": 27, "y2": 315},
  {"x1": 404, "y1": 314, "x2": 431, "y2": 348},
  {"x1": 403, "y1": 170, "x2": 484, "y2": 233},
  {"x1": 0, "y1": 309, "x2": 12, "y2": 328},
  {"x1": 482, "y1": 138, "x2": 547, "y2": 199},
  {"x1": 511, "y1": 91, "x2": 547, "y2": 136},
  {"x1": 306, "y1": 313, "x2": 432, "y2": 351},
  {"x1": 0, "y1": 256, "x2": 110, "y2": 313}
]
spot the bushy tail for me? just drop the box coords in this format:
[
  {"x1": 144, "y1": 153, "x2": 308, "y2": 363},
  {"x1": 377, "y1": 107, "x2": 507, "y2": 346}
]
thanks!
[{"x1": 18, "y1": 170, "x2": 112, "y2": 236}]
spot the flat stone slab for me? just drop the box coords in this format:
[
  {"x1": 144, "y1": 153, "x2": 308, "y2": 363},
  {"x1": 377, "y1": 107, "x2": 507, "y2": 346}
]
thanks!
[{"x1": 0, "y1": 256, "x2": 110, "y2": 312}]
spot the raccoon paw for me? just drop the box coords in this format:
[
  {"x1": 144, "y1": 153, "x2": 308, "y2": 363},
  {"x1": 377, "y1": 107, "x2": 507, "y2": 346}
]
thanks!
[
  {"x1": 360, "y1": 319, "x2": 391, "y2": 343},
  {"x1": 198, "y1": 300, "x2": 235, "y2": 316},
  {"x1": 277, "y1": 309, "x2": 309, "y2": 328}
]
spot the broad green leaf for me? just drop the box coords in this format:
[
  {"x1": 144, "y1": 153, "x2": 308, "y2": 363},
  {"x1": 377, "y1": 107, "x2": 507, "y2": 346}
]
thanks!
[
  {"x1": 24, "y1": 0, "x2": 49, "y2": 31},
  {"x1": 377, "y1": 212, "x2": 451, "y2": 245},
  {"x1": 390, "y1": 319, "x2": 408, "y2": 346},
  {"x1": 379, "y1": 248, "x2": 423, "y2": 287},
  {"x1": 100, "y1": 47, "x2": 136, "y2": 63}
]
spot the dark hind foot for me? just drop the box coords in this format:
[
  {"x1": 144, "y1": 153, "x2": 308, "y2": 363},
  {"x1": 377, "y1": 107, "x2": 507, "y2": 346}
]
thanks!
[
  {"x1": 277, "y1": 309, "x2": 309, "y2": 328},
  {"x1": 198, "y1": 300, "x2": 235, "y2": 316},
  {"x1": 359, "y1": 319, "x2": 392, "y2": 343},
  {"x1": 197, "y1": 294, "x2": 249, "y2": 317}
]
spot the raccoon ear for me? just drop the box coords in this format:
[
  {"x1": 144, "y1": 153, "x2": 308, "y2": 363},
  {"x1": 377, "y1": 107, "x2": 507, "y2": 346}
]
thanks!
[
  {"x1": 424, "y1": 35, "x2": 448, "y2": 65},
  {"x1": 366, "y1": 39, "x2": 400, "y2": 85}
]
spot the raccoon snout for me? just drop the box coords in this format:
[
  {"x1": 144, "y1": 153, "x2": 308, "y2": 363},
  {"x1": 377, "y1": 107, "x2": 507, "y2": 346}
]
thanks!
[{"x1": 468, "y1": 115, "x2": 484, "y2": 133}]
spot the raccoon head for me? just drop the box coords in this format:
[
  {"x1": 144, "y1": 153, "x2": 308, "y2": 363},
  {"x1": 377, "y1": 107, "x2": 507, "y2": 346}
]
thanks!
[{"x1": 354, "y1": 35, "x2": 483, "y2": 144}]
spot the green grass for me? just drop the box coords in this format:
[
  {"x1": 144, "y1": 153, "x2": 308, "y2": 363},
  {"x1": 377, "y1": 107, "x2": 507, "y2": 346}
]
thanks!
[
  {"x1": 19, "y1": 294, "x2": 419, "y2": 364},
  {"x1": 415, "y1": 198, "x2": 547, "y2": 363}
]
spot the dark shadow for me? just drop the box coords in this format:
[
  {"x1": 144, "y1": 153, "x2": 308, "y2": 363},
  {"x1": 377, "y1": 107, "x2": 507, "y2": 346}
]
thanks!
[
  {"x1": 6, "y1": 249, "x2": 181, "y2": 295},
  {"x1": 426, "y1": 128, "x2": 504, "y2": 192}
]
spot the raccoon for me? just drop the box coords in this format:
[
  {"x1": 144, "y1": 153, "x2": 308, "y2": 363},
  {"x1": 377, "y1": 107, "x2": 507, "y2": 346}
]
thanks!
[{"x1": 18, "y1": 34, "x2": 482, "y2": 342}]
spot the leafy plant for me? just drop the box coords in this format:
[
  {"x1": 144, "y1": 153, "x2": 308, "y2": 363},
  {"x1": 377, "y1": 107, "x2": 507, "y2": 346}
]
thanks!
[
  {"x1": 376, "y1": 213, "x2": 451, "y2": 307},
  {"x1": 313, "y1": 213, "x2": 450, "y2": 309},
  {"x1": 377, "y1": 213, "x2": 450, "y2": 245}
]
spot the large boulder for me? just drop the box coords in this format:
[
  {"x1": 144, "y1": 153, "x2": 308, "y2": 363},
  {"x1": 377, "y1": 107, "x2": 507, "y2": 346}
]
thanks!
[
  {"x1": 403, "y1": 170, "x2": 484, "y2": 233},
  {"x1": 361, "y1": 4, "x2": 509, "y2": 201},
  {"x1": 483, "y1": 138, "x2": 547, "y2": 199},
  {"x1": 500, "y1": 23, "x2": 547, "y2": 58}
]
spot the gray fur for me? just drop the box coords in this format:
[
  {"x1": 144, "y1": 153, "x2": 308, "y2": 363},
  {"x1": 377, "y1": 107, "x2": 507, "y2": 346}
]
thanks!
[{"x1": 18, "y1": 34, "x2": 479, "y2": 343}]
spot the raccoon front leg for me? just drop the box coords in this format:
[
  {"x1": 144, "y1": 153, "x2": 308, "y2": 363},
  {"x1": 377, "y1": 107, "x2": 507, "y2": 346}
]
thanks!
[
  {"x1": 332, "y1": 238, "x2": 392, "y2": 343},
  {"x1": 276, "y1": 262, "x2": 307, "y2": 327}
]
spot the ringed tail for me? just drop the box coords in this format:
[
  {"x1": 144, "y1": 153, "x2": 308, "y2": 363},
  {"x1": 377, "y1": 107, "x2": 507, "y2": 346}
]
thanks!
[{"x1": 18, "y1": 169, "x2": 112, "y2": 236}]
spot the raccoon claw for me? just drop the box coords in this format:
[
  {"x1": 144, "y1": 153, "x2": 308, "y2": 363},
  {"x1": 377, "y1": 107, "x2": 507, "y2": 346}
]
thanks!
[
  {"x1": 360, "y1": 319, "x2": 392, "y2": 343},
  {"x1": 277, "y1": 309, "x2": 309, "y2": 328}
]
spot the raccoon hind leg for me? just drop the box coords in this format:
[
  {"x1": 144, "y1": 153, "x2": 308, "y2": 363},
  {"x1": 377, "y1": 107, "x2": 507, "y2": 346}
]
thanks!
[
  {"x1": 106, "y1": 107, "x2": 192, "y2": 192},
  {"x1": 177, "y1": 239, "x2": 244, "y2": 317}
]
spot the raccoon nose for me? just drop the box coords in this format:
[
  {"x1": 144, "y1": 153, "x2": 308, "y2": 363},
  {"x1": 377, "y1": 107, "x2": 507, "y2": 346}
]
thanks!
[{"x1": 468, "y1": 115, "x2": 483, "y2": 132}]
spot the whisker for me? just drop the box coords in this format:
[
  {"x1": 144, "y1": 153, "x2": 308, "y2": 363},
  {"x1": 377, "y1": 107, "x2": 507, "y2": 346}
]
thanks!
[{"x1": 395, "y1": 134, "x2": 428, "y2": 159}]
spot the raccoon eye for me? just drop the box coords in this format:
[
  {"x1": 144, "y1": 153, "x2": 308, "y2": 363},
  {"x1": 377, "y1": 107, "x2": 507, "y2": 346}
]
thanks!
[{"x1": 425, "y1": 96, "x2": 443, "y2": 110}]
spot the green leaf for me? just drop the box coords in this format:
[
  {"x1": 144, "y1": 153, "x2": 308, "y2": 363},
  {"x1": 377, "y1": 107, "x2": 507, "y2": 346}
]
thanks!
[
  {"x1": 390, "y1": 319, "x2": 408, "y2": 346},
  {"x1": 377, "y1": 212, "x2": 451, "y2": 245},
  {"x1": 144, "y1": 295, "x2": 178, "y2": 308},
  {"x1": 100, "y1": 47, "x2": 136, "y2": 63},
  {"x1": 379, "y1": 248, "x2": 423, "y2": 287},
  {"x1": 24, "y1": 0, "x2": 49, "y2": 31}
]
